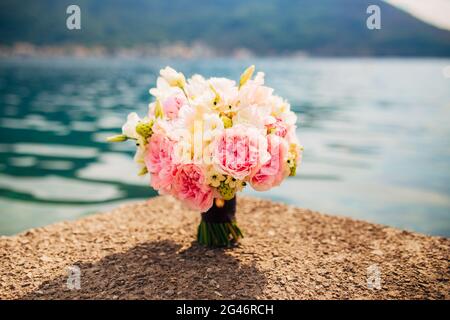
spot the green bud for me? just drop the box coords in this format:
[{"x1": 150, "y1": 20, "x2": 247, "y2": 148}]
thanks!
[
  {"x1": 221, "y1": 115, "x2": 233, "y2": 128},
  {"x1": 154, "y1": 100, "x2": 164, "y2": 118},
  {"x1": 107, "y1": 134, "x2": 128, "y2": 142},
  {"x1": 138, "y1": 166, "x2": 148, "y2": 176},
  {"x1": 210, "y1": 84, "x2": 221, "y2": 108},
  {"x1": 218, "y1": 182, "x2": 235, "y2": 200},
  {"x1": 136, "y1": 121, "x2": 153, "y2": 140},
  {"x1": 239, "y1": 65, "x2": 255, "y2": 89},
  {"x1": 289, "y1": 163, "x2": 297, "y2": 176}
]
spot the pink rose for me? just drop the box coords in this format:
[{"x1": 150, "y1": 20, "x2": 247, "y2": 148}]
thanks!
[
  {"x1": 214, "y1": 125, "x2": 270, "y2": 180},
  {"x1": 250, "y1": 135, "x2": 289, "y2": 191},
  {"x1": 172, "y1": 164, "x2": 214, "y2": 211},
  {"x1": 145, "y1": 133, "x2": 177, "y2": 194},
  {"x1": 162, "y1": 95, "x2": 186, "y2": 119}
]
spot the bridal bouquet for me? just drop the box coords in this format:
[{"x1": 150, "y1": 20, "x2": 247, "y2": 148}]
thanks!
[{"x1": 108, "y1": 65, "x2": 302, "y2": 247}]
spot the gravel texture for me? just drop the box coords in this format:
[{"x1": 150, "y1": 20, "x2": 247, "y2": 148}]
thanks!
[{"x1": 0, "y1": 196, "x2": 448, "y2": 300}]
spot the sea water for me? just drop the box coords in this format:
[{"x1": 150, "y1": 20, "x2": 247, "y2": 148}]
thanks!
[{"x1": 0, "y1": 57, "x2": 449, "y2": 236}]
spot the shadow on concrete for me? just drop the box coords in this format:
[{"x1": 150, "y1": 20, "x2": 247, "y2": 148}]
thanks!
[{"x1": 20, "y1": 240, "x2": 267, "y2": 299}]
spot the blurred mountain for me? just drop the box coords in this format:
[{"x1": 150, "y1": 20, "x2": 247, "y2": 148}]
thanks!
[{"x1": 1, "y1": 0, "x2": 450, "y2": 56}]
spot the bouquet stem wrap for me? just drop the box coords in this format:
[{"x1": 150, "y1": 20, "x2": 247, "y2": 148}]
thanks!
[{"x1": 197, "y1": 197, "x2": 243, "y2": 247}]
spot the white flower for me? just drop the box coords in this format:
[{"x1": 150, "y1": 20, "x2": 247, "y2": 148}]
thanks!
[
  {"x1": 225, "y1": 175, "x2": 238, "y2": 188},
  {"x1": 269, "y1": 95, "x2": 297, "y2": 125},
  {"x1": 160, "y1": 66, "x2": 186, "y2": 88},
  {"x1": 186, "y1": 74, "x2": 211, "y2": 100},
  {"x1": 232, "y1": 104, "x2": 272, "y2": 130},
  {"x1": 149, "y1": 77, "x2": 184, "y2": 102},
  {"x1": 134, "y1": 145, "x2": 146, "y2": 168},
  {"x1": 253, "y1": 72, "x2": 265, "y2": 86},
  {"x1": 285, "y1": 125, "x2": 300, "y2": 146},
  {"x1": 122, "y1": 112, "x2": 141, "y2": 139},
  {"x1": 173, "y1": 104, "x2": 197, "y2": 133},
  {"x1": 269, "y1": 95, "x2": 286, "y2": 114},
  {"x1": 173, "y1": 104, "x2": 222, "y2": 139},
  {"x1": 238, "y1": 78, "x2": 273, "y2": 108},
  {"x1": 169, "y1": 105, "x2": 225, "y2": 164},
  {"x1": 203, "y1": 113, "x2": 224, "y2": 142},
  {"x1": 122, "y1": 113, "x2": 154, "y2": 174},
  {"x1": 208, "y1": 77, "x2": 239, "y2": 112},
  {"x1": 280, "y1": 110, "x2": 297, "y2": 126},
  {"x1": 151, "y1": 118, "x2": 177, "y2": 139},
  {"x1": 185, "y1": 75, "x2": 220, "y2": 111},
  {"x1": 121, "y1": 113, "x2": 149, "y2": 173},
  {"x1": 206, "y1": 166, "x2": 226, "y2": 187},
  {"x1": 235, "y1": 180, "x2": 247, "y2": 192},
  {"x1": 172, "y1": 137, "x2": 193, "y2": 164}
]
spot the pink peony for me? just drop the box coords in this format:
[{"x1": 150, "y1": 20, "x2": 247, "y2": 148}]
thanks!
[
  {"x1": 145, "y1": 133, "x2": 177, "y2": 194},
  {"x1": 213, "y1": 125, "x2": 270, "y2": 180},
  {"x1": 250, "y1": 134, "x2": 289, "y2": 191},
  {"x1": 172, "y1": 164, "x2": 214, "y2": 211},
  {"x1": 162, "y1": 95, "x2": 186, "y2": 119}
]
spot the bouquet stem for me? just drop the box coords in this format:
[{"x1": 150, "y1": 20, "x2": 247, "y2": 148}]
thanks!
[{"x1": 197, "y1": 197, "x2": 243, "y2": 247}]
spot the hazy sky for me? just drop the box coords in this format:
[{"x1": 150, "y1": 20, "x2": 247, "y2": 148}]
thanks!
[{"x1": 386, "y1": 0, "x2": 450, "y2": 30}]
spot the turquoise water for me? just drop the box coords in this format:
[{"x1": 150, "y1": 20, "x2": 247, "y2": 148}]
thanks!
[{"x1": 1, "y1": 57, "x2": 449, "y2": 236}]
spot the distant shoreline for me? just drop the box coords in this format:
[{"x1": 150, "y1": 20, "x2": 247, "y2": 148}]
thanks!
[
  {"x1": 2, "y1": 42, "x2": 450, "y2": 59},
  {"x1": 0, "y1": 42, "x2": 257, "y2": 60}
]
